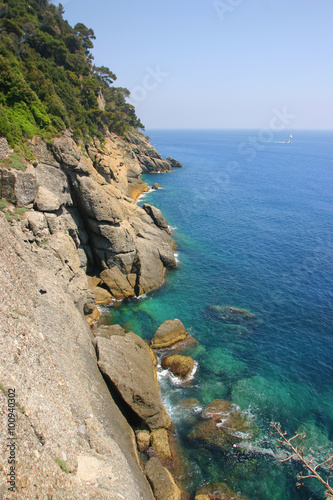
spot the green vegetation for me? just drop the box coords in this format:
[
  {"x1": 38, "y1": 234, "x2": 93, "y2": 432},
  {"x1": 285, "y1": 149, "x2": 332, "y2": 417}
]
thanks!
[
  {"x1": 0, "y1": 0, "x2": 144, "y2": 149},
  {"x1": 54, "y1": 458, "x2": 70, "y2": 474},
  {"x1": 0, "y1": 198, "x2": 8, "y2": 210}
]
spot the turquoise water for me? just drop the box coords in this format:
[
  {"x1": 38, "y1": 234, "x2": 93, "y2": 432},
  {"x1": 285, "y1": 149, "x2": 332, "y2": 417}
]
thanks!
[{"x1": 107, "y1": 130, "x2": 333, "y2": 499}]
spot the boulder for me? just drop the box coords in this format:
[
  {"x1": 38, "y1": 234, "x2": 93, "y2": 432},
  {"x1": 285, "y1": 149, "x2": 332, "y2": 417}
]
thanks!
[
  {"x1": 143, "y1": 203, "x2": 170, "y2": 233},
  {"x1": 26, "y1": 211, "x2": 48, "y2": 238},
  {"x1": 152, "y1": 183, "x2": 163, "y2": 190},
  {"x1": 35, "y1": 186, "x2": 61, "y2": 212},
  {"x1": 151, "y1": 428, "x2": 172, "y2": 460},
  {"x1": 127, "y1": 177, "x2": 149, "y2": 200},
  {"x1": 151, "y1": 319, "x2": 188, "y2": 349},
  {"x1": 144, "y1": 457, "x2": 181, "y2": 500},
  {"x1": 135, "y1": 430, "x2": 151, "y2": 452},
  {"x1": 100, "y1": 267, "x2": 135, "y2": 299},
  {"x1": 14, "y1": 169, "x2": 38, "y2": 206},
  {"x1": 97, "y1": 333, "x2": 171, "y2": 429},
  {"x1": 161, "y1": 355, "x2": 196, "y2": 380}
]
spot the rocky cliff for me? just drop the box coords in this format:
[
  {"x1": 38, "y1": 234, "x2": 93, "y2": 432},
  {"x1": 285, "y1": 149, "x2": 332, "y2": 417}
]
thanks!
[{"x1": 0, "y1": 130, "x2": 183, "y2": 499}]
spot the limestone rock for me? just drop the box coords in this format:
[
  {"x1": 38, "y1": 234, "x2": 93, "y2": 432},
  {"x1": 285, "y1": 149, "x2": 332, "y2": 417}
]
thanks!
[
  {"x1": 151, "y1": 319, "x2": 188, "y2": 349},
  {"x1": 100, "y1": 266, "x2": 135, "y2": 299},
  {"x1": 143, "y1": 203, "x2": 170, "y2": 232},
  {"x1": 145, "y1": 457, "x2": 181, "y2": 500},
  {"x1": 97, "y1": 333, "x2": 171, "y2": 429},
  {"x1": 161, "y1": 355, "x2": 195, "y2": 380}
]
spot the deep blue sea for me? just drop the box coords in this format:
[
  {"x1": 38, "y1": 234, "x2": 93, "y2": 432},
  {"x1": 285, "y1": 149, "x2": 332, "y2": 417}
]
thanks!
[{"x1": 108, "y1": 129, "x2": 333, "y2": 499}]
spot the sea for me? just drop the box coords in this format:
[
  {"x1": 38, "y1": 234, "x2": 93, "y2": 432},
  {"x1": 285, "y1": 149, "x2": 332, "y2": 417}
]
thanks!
[{"x1": 106, "y1": 129, "x2": 333, "y2": 499}]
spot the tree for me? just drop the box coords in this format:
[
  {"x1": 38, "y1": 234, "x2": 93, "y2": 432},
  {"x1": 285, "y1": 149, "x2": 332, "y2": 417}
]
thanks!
[
  {"x1": 271, "y1": 422, "x2": 333, "y2": 499},
  {"x1": 74, "y1": 22, "x2": 95, "y2": 54}
]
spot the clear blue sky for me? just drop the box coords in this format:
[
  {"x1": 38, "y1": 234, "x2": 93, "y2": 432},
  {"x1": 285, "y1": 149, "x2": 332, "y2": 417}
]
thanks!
[{"x1": 53, "y1": 0, "x2": 333, "y2": 130}]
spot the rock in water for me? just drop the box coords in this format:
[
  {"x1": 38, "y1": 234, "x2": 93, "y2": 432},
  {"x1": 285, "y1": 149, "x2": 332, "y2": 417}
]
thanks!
[
  {"x1": 145, "y1": 457, "x2": 182, "y2": 500},
  {"x1": 209, "y1": 305, "x2": 257, "y2": 325},
  {"x1": 188, "y1": 399, "x2": 258, "y2": 452},
  {"x1": 161, "y1": 355, "x2": 196, "y2": 380},
  {"x1": 151, "y1": 319, "x2": 188, "y2": 349},
  {"x1": 97, "y1": 333, "x2": 171, "y2": 429},
  {"x1": 152, "y1": 183, "x2": 163, "y2": 190}
]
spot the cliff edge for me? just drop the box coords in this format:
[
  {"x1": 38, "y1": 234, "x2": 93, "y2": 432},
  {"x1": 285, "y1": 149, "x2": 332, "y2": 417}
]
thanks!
[{"x1": 0, "y1": 130, "x2": 182, "y2": 499}]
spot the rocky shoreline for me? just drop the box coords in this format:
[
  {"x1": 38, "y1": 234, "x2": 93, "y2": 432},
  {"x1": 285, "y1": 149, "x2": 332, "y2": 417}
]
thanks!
[{"x1": 0, "y1": 130, "x2": 188, "y2": 499}]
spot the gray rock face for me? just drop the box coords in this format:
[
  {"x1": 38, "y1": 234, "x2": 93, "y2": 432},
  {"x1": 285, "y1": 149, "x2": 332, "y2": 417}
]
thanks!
[
  {"x1": 97, "y1": 333, "x2": 171, "y2": 429},
  {"x1": 1, "y1": 129, "x2": 178, "y2": 299},
  {"x1": 0, "y1": 214, "x2": 154, "y2": 500}
]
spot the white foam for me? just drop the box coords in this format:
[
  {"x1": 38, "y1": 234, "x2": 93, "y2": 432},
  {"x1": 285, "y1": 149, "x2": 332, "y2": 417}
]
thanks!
[
  {"x1": 157, "y1": 361, "x2": 198, "y2": 387},
  {"x1": 174, "y1": 252, "x2": 180, "y2": 264}
]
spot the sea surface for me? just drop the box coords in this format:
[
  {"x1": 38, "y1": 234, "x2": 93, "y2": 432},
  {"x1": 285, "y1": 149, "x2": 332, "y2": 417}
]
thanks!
[{"x1": 107, "y1": 129, "x2": 333, "y2": 499}]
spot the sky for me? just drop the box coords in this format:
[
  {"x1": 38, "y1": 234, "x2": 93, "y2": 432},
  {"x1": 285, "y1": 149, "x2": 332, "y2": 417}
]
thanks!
[{"x1": 53, "y1": 0, "x2": 333, "y2": 130}]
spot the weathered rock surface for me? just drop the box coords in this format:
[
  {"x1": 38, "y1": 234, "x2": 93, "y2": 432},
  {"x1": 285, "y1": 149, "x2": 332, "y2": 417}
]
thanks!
[
  {"x1": 145, "y1": 457, "x2": 182, "y2": 500},
  {"x1": 97, "y1": 333, "x2": 171, "y2": 429},
  {"x1": 151, "y1": 319, "x2": 189, "y2": 349},
  {"x1": 1, "y1": 129, "x2": 179, "y2": 299},
  {"x1": 151, "y1": 428, "x2": 173, "y2": 460},
  {"x1": 161, "y1": 354, "x2": 196, "y2": 380},
  {"x1": 152, "y1": 183, "x2": 163, "y2": 190},
  {"x1": 0, "y1": 213, "x2": 154, "y2": 500}
]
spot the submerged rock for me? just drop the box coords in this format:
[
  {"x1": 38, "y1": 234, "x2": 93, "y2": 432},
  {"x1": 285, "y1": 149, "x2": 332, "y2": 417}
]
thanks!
[
  {"x1": 209, "y1": 306, "x2": 257, "y2": 325},
  {"x1": 161, "y1": 354, "x2": 196, "y2": 380},
  {"x1": 150, "y1": 319, "x2": 189, "y2": 349},
  {"x1": 195, "y1": 482, "x2": 249, "y2": 500},
  {"x1": 188, "y1": 399, "x2": 258, "y2": 452}
]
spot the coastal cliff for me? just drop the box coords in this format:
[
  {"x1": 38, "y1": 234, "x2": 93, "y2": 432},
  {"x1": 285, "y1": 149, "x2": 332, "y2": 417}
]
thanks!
[{"x1": 0, "y1": 131, "x2": 183, "y2": 499}]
